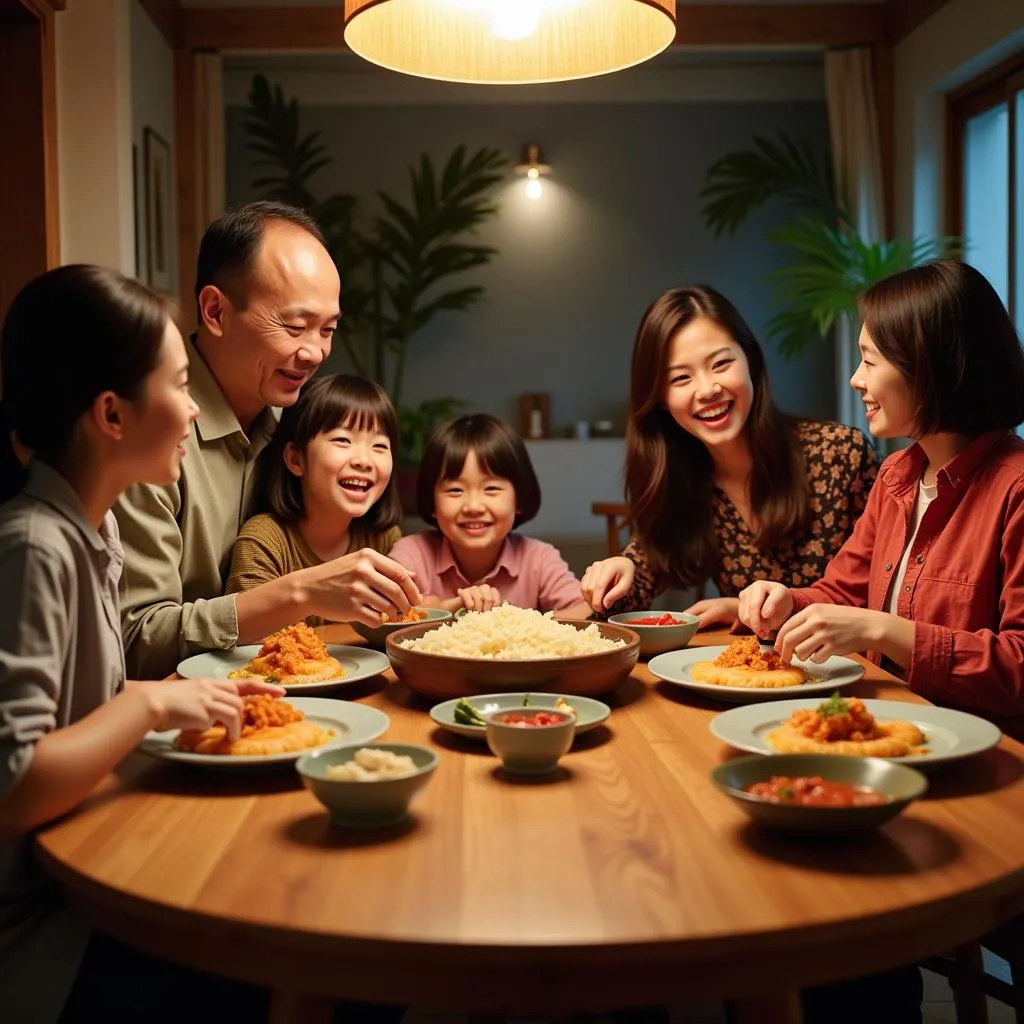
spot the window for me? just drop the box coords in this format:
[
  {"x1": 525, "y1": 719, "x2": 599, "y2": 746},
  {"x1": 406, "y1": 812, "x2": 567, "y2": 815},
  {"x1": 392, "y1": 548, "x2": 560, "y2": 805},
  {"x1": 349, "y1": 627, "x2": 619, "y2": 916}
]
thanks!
[{"x1": 947, "y1": 52, "x2": 1024, "y2": 334}]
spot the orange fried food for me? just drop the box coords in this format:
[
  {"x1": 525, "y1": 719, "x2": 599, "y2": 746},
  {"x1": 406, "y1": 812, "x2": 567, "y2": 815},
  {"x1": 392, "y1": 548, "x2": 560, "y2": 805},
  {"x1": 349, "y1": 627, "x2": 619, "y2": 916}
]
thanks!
[
  {"x1": 176, "y1": 694, "x2": 333, "y2": 756},
  {"x1": 690, "y1": 636, "x2": 808, "y2": 689},
  {"x1": 228, "y1": 622, "x2": 344, "y2": 684},
  {"x1": 382, "y1": 607, "x2": 428, "y2": 623},
  {"x1": 768, "y1": 693, "x2": 928, "y2": 757}
]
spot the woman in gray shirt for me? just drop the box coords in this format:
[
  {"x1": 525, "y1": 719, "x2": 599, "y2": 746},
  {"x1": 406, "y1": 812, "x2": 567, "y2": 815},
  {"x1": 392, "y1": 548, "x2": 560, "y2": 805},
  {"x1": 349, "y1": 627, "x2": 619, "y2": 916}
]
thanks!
[{"x1": 0, "y1": 265, "x2": 282, "y2": 1023}]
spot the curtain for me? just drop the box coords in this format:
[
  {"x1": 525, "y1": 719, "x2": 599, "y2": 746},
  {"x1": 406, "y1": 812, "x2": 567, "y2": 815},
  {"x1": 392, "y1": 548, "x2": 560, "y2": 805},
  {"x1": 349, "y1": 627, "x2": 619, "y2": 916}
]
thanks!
[
  {"x1": 194, "y1": 52, "x2": 225, "y2": 232},
  {"x1": 824, "y1": 47, "x2": 885, "y2": 438}
]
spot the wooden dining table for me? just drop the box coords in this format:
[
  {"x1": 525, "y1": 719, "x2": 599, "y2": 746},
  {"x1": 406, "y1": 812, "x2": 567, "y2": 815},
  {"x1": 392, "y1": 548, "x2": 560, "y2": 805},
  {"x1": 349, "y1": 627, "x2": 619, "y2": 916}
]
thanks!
[{"x1": 34, "y1": 628, "x2": 1024, "y2": 1024}]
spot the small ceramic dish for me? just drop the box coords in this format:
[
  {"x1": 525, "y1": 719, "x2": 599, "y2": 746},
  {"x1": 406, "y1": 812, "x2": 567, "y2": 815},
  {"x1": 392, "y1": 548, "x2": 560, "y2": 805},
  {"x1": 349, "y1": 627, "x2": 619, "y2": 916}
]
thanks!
[
  {"x1": 484, "y1": 707, "x2": 576, "y2": 776},
  {"x1": 607, "y1": 611, "x2": 700, "y2": 657},
  {"x1": 296, "y1": 742, "x2": 438, "y2": 828},
  {"x1": 710, "y1": 753, "x2": 928, "y2": 837},
  {"x1": 352, "y1": 607, "x2": 452, "y2": 648}
]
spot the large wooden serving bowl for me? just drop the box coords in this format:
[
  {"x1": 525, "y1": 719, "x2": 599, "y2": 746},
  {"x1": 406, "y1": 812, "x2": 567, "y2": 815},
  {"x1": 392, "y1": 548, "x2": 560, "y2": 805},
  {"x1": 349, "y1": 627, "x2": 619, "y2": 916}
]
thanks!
[{"x1": 385, "y1": 618, "x2": 640, "y2": 699}]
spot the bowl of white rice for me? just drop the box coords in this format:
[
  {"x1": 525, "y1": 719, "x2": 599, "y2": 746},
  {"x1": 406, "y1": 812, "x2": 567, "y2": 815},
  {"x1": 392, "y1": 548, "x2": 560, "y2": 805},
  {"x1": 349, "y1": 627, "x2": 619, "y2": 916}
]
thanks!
[{"x1": 385, "y1": 605, "x2": 640, "y2": 699}]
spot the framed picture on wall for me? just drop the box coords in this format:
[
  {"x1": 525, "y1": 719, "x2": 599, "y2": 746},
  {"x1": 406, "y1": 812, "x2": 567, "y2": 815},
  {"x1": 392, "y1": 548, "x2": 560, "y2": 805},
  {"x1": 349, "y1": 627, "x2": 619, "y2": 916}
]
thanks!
[{"x1": 143, "y1": 127, "x2": 171, "y2": 293}]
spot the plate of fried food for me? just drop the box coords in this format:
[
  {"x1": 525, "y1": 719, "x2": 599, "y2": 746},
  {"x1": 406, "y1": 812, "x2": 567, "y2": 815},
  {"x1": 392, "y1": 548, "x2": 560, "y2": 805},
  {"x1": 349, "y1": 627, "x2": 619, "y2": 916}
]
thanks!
[
  {"x1": 648, "y1": 636, "x2": 864, "y2": 704},
  {"x1": 429, "y1": 691, "x2": 611, "y2": 741},
  {"x1": 139, "y1": 694, "x2": 391, "y2": 767},
  {"x1": 177, "y1": 622, "x2": 390, "y2": 694},
  {"x1": 709, "y1": 693, "x2": 1002, "y2": 768}
]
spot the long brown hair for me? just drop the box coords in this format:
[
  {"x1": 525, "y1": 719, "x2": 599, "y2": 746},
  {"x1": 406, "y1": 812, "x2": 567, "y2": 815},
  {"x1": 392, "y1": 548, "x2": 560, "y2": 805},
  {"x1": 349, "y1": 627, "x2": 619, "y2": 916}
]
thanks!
[{"x1": 625, "y1": 285, "x2": 809, "y2": 586}]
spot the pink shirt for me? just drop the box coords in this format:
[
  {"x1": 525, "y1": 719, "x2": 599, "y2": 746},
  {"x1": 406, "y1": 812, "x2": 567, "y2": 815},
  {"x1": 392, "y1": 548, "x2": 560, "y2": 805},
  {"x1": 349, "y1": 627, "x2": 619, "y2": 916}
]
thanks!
[
  {"x1": 789, "y1": 430, "x2": 1024, "y2": 740},
  {"x1": 389, "y1": 531, "x2": 584, "y2": 612}
]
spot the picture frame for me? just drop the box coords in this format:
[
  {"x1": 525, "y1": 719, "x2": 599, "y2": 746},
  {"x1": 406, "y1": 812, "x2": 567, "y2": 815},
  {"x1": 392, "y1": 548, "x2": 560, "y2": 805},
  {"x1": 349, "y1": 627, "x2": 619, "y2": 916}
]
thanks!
[{"x1": 143, "y1": 127, "x2": 172, "y2": 293}]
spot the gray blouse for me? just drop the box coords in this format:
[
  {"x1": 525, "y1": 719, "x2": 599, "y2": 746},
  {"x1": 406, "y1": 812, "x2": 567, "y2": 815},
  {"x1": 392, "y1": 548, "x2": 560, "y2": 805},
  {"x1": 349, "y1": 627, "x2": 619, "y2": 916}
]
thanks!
[{"x1": 0, "y1": 461, "x2": 126, "y2": 1024}]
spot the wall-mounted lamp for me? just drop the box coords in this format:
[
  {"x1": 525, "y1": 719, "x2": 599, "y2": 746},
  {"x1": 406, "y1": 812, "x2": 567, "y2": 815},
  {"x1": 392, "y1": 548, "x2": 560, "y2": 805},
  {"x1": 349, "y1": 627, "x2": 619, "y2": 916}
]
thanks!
[{"x1": 515, "y1": 144, "x2": 551, "y2": 200}]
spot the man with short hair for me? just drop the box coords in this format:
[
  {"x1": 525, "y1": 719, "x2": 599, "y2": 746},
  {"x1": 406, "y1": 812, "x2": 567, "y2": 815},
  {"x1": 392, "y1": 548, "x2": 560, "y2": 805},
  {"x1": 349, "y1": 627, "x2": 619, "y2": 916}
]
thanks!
[{"x1": 115, "y1": 202, "x2": 419, "y2": 678}]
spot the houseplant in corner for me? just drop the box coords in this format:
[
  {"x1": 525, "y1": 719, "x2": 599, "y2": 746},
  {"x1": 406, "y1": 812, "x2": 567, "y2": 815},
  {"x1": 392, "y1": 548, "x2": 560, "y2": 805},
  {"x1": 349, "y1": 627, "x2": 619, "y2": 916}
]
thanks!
[
  {"x1": 699, "y1": 132, "x2": 960, "y2": 359},
  {"x1": 243, "y1": 74, "x2": 507, "y2": 503}
]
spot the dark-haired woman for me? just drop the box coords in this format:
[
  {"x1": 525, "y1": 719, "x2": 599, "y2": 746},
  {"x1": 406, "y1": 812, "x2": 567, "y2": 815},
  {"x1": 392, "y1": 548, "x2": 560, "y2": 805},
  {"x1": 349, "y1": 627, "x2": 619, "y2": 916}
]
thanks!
[
  {"x1": 0, "y1": 265, "x2": 283, "y2": 1023},
  {"x1": 226, "y1": 373, "x2": 403, "y2": 611},
  {"x1": 389, "y1": 413, "x2": 591, "y2": 617},
  {"x1": 581, "y1": 284, "x2": 878, "y2": 625},
  {"x1": 740, "y1": 260, "x2": 1024, "y2": 741}
]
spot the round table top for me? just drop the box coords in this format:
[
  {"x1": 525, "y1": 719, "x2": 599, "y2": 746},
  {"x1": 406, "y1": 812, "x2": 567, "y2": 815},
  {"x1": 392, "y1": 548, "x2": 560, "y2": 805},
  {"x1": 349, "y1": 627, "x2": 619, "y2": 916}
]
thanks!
[{"x1": 35, "y1": 629, "x2": 1024, "y2": 1013}]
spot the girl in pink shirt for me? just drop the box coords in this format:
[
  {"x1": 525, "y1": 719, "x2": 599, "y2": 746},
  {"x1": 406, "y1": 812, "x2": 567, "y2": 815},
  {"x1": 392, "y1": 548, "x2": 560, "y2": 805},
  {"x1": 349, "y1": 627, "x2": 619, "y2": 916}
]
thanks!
[
  {"x1": 739, "y1": 260, "x2": 1024, "y2": 738},
  {"x1": 390, "y1": 414, "x2": 590, "y2": 617}
]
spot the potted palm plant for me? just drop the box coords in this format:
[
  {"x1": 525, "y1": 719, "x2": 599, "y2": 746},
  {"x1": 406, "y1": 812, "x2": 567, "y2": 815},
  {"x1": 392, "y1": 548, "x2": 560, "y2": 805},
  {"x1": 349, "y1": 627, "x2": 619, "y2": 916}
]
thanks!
[
  {"x1": 699, "y1": 133, "x2": 960, "y2": 358},
  {"x1": 243, "y1": 74, "x2": 506, "y2": 492}
]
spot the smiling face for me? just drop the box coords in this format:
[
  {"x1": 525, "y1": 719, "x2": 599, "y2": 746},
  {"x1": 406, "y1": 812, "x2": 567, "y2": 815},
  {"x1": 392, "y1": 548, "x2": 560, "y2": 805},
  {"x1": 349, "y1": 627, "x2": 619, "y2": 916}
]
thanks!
[
  {"x1": 201, "y1": 219, "x2": 341, "y2": 425},
  {"x1": 433, "y1": 448, "x2": 517, "y2": 562},
  {"x1": 120, "y1": 319, "x2": 200, "y2": 485},
  {"x1": 284, "y1": 417, "x2": 393, "y2": 527},
  {"x1": 662, "y1": 317, "x2": 754, "y2": 449},
  {"x1": 851, "y1": 326, "x2": 916, "y2": 439}
]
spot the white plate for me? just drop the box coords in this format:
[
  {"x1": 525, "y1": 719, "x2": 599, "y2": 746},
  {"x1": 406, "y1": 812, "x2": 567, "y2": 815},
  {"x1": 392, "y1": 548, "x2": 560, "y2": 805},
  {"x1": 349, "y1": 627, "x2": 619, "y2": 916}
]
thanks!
[
  {"x1": 709, "y1": 697, "x2": 1002, "y2": 768},
  {"x1": 429, "y1": 692, "x2": 611, "y2": 741},
  {"x1": 648, "y1": 645, "x2": 864, "y2": 704},
  {"x1": 139, "y1": 697, "x2": 390, "y2": 767},
  {"x1": 176, "y1": 644, "x2": 390, "y2": 694}
]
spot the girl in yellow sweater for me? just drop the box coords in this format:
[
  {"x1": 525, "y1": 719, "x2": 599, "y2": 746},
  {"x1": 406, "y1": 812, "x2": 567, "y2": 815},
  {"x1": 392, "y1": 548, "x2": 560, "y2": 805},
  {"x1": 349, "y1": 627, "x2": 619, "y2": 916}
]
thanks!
[{"x1": 228, "y1": 375, "x2": 404, "y2": 614}]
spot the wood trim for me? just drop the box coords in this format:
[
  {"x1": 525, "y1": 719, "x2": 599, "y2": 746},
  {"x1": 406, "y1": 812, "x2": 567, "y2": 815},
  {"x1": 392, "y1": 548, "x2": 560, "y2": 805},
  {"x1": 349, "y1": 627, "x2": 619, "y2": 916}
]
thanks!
[
  {"x1": 884, "y1": 0, "x2": 953, "y2": 45},
  {"x1": 0, "y1": 8, "x2": 59, "y2": 323},
  {"x1": 15, "y1": 0, "x2": 64, "y2": 16},
  {"x1": 871, "y1": 40, "x2": 895, "y2": 236},
  {"x1": 138, "y1": 0, "x2": 181, "y2": 49},
  {"x1": 181, "y1": 3, "x2": 885, "y2": 51},
  {"x1": 174, "y1": 47, "x2": 198, "y2": 326},
  {"x1": 947, "y1": 50, "x2": 1024, "y2": 105}
]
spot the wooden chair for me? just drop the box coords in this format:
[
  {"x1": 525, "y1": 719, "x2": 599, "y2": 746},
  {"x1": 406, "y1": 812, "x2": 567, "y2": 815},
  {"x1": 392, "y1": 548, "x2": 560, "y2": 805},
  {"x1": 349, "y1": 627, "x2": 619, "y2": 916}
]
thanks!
[
  {"x1": 922, "y1": 923, "x2": 1024, "y2": 1024},
  {"x1": 591, "y1": 500, "x2": 630, "y2": 556}
]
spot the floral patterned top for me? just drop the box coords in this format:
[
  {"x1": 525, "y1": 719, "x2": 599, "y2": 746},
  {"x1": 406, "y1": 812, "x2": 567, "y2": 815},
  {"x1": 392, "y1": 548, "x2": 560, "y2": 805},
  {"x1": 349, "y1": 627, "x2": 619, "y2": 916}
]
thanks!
[{"x1": 613, "y1": 420, "x2": 880, "y2": 610}]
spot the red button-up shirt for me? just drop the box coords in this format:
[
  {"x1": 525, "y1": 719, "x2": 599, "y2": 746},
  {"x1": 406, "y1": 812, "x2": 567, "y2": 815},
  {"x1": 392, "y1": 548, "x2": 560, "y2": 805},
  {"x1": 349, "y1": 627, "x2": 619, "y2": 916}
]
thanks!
[{"x1": 789, "y1": 430, "x2": 1024, "y2": 740}]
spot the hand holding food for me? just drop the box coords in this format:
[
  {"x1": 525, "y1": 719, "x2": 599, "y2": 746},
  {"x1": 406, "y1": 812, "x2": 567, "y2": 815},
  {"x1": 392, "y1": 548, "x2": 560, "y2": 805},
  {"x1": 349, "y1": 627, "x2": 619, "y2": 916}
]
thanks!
[
  {"x1": 683, "y1": 597, "x2": 740, "y2": 630},
  {"x1": 775, "y1": 604, "x2": 883, "y2": 664},
  {"x1": 737, "y1": 580, "x2": 793, "y2": 638},
  {"x1": 303, "y1": 547, "x2": 422, "y2": 626},
  {"x1": 146, "y1": 677, "x2": 285, "y2": 741},
  {"x1": 456, "y1": 584, "x2": 502, "y2": 613},
  {"x1": 580, "y1": 556, "x2": 635, "y2": 612},
  {"x1": 176, "y1": 693, "x2": 334, "y2": 756}
]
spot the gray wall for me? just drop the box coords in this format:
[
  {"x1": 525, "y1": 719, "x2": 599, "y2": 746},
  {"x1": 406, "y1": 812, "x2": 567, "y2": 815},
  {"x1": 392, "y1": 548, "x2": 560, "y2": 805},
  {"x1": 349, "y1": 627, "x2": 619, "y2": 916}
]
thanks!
[{"x1": 225, "y1": 93, "x2": 835, "y2": 430}]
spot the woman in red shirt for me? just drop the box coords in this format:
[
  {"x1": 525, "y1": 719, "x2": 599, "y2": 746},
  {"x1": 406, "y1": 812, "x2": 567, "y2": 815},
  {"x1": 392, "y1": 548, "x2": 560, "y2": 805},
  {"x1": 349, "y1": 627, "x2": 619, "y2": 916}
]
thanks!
[{"x1": 740, "y1": 259, "x2": 1024, "y2": 739}]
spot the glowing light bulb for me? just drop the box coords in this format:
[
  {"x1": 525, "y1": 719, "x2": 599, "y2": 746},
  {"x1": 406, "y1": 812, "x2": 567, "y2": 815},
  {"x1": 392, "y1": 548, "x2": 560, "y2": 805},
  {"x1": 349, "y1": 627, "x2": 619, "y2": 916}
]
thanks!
[
  {"x1": 492, "y1": 0, "x2": 540, "y2": 41},
  {"x1": 527, "y1": 167, "x2": 539, "y2": 179},
  {"x1": 525, "y1": 178, "x2": 543, "y2": 200}
]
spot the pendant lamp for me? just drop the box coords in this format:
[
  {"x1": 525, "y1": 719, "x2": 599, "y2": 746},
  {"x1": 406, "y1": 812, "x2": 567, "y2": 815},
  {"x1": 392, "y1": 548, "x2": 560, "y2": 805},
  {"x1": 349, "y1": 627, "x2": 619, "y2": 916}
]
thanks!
[{"x1": 343, "y1": 1, "x2": 677, "y2": 86}]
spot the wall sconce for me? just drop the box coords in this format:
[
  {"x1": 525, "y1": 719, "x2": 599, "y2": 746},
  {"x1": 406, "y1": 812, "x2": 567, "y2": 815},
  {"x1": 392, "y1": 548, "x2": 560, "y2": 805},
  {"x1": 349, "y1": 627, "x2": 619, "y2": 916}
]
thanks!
[{"x1": 515, "y1": 144, "x2": 550, "y2": 200}]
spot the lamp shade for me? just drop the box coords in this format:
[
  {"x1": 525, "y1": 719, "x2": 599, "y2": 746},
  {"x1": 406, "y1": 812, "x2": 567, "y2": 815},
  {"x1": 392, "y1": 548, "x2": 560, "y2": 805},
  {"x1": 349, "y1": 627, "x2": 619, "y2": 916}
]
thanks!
[{"x1": 343, "y1": 0, "x2": 677, "y2": 86}]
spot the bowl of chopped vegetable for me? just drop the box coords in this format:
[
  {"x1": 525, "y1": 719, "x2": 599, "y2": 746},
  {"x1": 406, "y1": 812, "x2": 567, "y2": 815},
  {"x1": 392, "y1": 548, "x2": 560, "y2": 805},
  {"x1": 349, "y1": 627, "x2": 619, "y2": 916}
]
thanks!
[
  {"x1": 711, "y1": 753, "x2": 928, "y2": 837},
  {"x1": 430, "y1": 692, "x2": 610, "y2": 741},
  {"x1": 484, "y1": 706, "x2": 576, "y2": 776},
  {"x1": 607, "y1": 610, "x2": 700, "y2": 657},
  {"x1": 353, "y1": 607, "x2": 452, "y2": 648},
  {"x1": 296, "y1": 743, "x2": 438, "y2": 828}
]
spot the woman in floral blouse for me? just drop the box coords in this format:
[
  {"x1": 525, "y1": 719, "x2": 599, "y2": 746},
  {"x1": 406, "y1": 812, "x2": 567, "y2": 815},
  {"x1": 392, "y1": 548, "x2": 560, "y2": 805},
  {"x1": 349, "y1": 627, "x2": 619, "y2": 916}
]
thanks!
[{"x1": 581, "y1": 284, "x2": 879, "y2": 627}]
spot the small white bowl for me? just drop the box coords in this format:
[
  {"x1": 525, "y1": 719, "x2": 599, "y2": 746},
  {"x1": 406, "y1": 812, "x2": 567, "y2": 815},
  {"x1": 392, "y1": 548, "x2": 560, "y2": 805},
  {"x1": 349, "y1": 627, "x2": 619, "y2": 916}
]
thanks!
[
  {"x1": 296, "y1": 743, "x2": 438, "y2": 828},
  {"x1": 484, "y1": 707, "x2": 576, "y2": 776}
]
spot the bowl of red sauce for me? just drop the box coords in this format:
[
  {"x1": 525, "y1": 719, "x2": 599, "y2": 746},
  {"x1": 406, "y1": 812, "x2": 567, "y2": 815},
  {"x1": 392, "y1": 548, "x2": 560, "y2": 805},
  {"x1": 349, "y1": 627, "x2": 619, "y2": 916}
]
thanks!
[
  {"x1": 607, "y1": 610, "x2": 700, "y2": 657},
  {"x1": 484, "y1": 707, "x2": 576, "y2": 776},
  {"x1": 711, "y1": 753, "x2": 928, "y2": 836}
]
